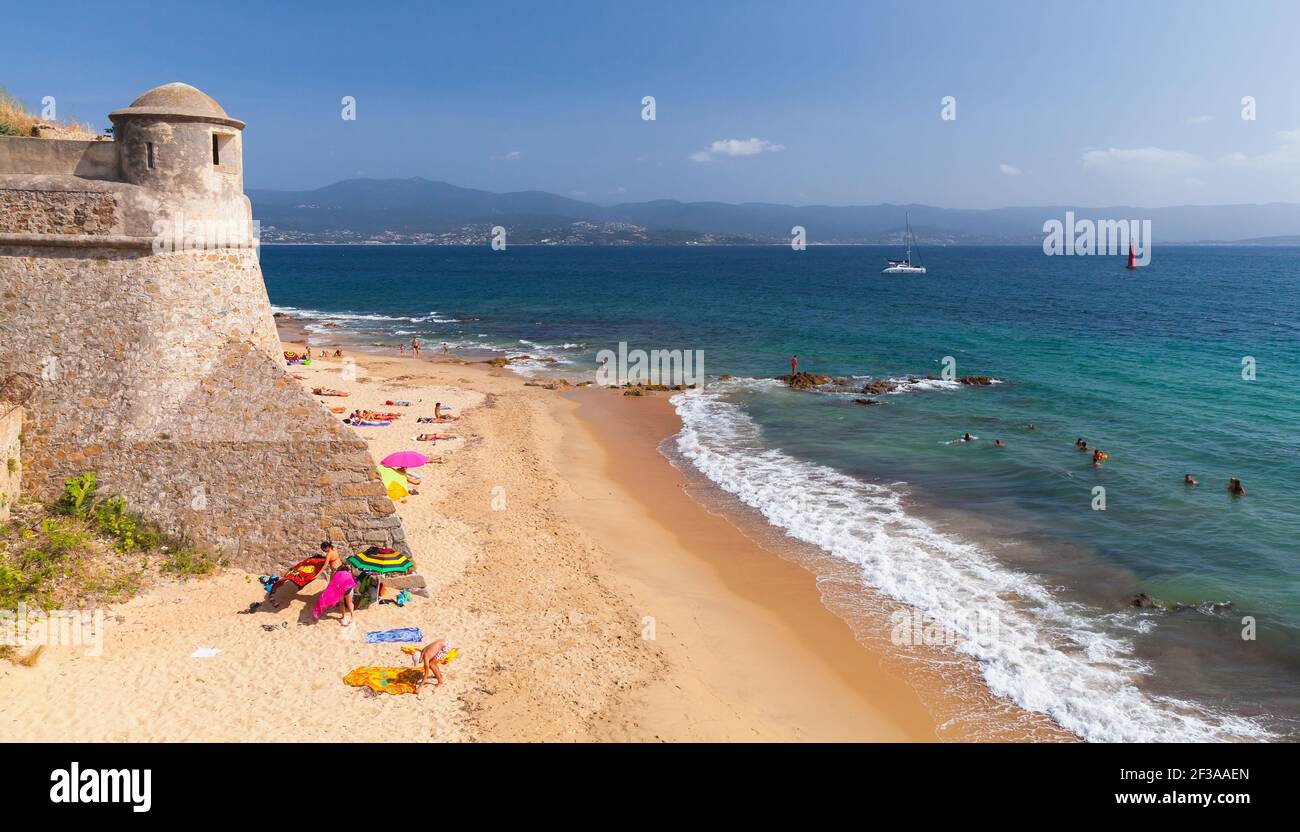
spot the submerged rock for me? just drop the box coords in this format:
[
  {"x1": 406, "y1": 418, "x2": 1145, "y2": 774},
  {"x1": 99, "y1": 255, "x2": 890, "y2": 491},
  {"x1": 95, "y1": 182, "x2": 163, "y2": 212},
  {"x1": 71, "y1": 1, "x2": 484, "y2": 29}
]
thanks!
[
  {"x1": 959, "y1": 375, "x2": 995, "y2": 385},
  {"x1": 862, "y1": 379, "x2": 898, "y2": 395},
  {"x1": 1131, "y1": 592, "x2": 1159, "y2": 608}
]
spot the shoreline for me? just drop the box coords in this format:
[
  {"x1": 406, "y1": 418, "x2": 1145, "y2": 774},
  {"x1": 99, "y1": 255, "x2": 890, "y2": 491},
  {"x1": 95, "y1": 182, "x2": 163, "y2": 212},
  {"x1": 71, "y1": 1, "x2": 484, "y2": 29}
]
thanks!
[
  {"x1": 285, "y1": 326, "x2": 1069, "y2": 740},
  {"x1": 0, "y1": 324, "x2": 1067, "y2": 741}
]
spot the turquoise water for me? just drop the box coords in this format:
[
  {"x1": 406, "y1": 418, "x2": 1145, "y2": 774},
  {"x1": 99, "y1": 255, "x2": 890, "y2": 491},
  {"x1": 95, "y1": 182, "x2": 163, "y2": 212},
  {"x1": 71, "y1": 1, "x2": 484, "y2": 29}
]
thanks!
[{"x1": 263, "y1": 244, "x2": 1300, "y2": 740}]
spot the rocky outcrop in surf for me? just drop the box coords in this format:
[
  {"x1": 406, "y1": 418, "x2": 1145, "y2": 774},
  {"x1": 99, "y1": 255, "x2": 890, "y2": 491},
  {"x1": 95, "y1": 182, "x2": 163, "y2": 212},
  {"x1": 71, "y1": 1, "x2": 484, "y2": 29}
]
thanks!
[
  {"x1": 777, "y1": 372, "x2": 831, "y2": 389},
  {"x1": 1130, "y1": 592, "x2": 1234, "y2": 615}
]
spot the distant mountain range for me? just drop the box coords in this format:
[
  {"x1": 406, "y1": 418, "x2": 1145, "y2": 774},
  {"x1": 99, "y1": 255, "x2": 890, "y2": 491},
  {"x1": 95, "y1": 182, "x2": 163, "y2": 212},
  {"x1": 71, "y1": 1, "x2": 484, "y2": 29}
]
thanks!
[{"x1": 248, "y1": 177, "x2": 1300, "y2": 245}]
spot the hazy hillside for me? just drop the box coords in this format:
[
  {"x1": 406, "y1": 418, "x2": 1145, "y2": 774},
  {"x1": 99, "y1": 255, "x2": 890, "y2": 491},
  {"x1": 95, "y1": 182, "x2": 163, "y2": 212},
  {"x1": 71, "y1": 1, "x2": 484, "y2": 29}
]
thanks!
[{"x1": 248, "y1": 177, "x2": 1300, "y2": 244}]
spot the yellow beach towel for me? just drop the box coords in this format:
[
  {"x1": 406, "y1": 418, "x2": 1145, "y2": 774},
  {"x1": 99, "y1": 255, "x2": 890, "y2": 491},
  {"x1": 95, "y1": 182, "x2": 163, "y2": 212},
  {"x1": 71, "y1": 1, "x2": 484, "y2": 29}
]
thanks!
[{"x1": 343, "y1": 666, "x2": 425, "y2": 695}]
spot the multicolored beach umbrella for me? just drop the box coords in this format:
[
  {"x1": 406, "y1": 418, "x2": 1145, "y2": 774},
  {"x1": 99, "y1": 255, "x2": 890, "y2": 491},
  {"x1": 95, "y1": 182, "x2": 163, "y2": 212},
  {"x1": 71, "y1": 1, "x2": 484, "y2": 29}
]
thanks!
[{"x1": 346, "y1": 546, "x2": 414, "y2": 575}]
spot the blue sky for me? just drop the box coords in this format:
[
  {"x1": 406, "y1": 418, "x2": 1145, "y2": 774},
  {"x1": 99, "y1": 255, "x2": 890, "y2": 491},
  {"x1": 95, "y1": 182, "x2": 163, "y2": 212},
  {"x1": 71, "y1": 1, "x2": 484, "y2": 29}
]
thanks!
[{"x1": 8, "y1": 0, "x2": 1300, "y2": 207}]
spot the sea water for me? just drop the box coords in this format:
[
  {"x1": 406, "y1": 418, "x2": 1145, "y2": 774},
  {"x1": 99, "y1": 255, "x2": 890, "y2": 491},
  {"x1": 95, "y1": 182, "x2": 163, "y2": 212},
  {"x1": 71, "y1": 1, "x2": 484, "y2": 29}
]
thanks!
[{"x1": 263, "y1": 244, "x2": 1300, "y2": 741}]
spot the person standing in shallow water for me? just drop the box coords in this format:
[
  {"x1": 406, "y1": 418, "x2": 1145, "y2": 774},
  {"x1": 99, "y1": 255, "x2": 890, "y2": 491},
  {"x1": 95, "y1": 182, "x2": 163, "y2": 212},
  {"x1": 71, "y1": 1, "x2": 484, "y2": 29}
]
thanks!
[{"x1": 411, "y1": 337, "x2": 421, "y2": 357}]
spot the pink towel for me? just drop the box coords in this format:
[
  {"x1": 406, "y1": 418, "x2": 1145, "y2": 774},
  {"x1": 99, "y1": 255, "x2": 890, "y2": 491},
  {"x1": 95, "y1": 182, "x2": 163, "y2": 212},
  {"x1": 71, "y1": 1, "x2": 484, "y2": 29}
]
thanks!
[{"x1": 313, "y1": 570, "x2": 356, "y2": 619}]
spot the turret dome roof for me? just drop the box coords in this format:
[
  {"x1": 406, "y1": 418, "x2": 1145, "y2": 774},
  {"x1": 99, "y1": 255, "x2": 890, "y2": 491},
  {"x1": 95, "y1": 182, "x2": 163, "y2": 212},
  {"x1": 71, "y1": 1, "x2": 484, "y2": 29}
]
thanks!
[{"x1": 109, "y1": 83, "x2": 245, "y2": 129}]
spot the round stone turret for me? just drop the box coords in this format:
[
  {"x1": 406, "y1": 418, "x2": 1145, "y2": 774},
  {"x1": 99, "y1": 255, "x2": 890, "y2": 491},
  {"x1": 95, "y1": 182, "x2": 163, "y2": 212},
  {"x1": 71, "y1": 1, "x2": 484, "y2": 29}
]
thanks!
[{"x1": 109, "y1": 83, "x2": 249, "y2": 227}]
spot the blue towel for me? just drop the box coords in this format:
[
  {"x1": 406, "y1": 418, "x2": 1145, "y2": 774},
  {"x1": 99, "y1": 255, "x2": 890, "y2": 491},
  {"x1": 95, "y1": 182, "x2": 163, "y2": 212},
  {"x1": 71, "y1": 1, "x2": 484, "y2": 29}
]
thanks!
[{"x1": 365, "y1": 627, "x2": 423, "y2": 644}]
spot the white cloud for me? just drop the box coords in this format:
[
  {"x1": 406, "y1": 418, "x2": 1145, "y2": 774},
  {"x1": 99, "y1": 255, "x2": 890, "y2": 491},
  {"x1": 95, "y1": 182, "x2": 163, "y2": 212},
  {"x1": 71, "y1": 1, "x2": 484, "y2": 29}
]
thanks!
[
  {"x1": 690, "y1": 137, "x2": 786, "y2": 162},
  {"x1": 1185, "y1": 115, "x2": 1215, "y2": 125},
  {"x1": 1080, "y1": 146, "x2": 1206, "y2": 175},
  {"x1": 1218, "y1": 129, "x2": 1300, "y2": 170},
  {"x1": 502, "y1": 150, "x2": 522, "y2": 161},
  {"x1": 998, "y1": 163, "x2": 1022, "y2": 176}
]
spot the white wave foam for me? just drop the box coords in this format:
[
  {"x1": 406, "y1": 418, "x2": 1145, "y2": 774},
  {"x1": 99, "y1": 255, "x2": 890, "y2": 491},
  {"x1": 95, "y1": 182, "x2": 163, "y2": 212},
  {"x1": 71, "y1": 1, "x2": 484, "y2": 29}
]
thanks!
[
  {"x1": 272, "y1": 306, "x2": 458, "y2": 325},
  {"x1": 671, "y1": 386, "x2": 1272, "y2": 742}
]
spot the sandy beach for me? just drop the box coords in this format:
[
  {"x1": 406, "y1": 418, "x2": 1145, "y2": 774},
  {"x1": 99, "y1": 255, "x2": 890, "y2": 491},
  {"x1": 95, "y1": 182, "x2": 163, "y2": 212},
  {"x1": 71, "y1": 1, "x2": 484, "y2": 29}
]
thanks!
[{"x1": 0, "y1": 328, "x2": 1071, "y2": 742}]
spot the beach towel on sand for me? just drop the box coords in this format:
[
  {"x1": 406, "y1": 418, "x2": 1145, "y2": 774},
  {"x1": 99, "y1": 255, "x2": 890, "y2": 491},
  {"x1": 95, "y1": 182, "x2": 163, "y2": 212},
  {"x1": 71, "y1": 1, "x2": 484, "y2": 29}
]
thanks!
[
  {"x1": 264, "y1": 556, "x2": 327, "y2": 596},
  {"x1": 313, "y1": 570, "x2": 356, "y2": 619},
  {"x1": 343, "y1": 666, "x2": 425, "y2": 695},
  {"x1": 365, "y1": 627, "x2": 423, "y2": 644}
]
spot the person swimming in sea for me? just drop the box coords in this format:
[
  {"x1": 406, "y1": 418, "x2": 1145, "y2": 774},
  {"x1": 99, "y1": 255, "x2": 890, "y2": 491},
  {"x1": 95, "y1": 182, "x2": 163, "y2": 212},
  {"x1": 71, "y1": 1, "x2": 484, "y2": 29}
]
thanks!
[
  {"x1": 1228, "y1": 477, "x2": 1246, "y2": 496},
  {"x1": 995, "y1": 439, "x2": 1005, "y2": 448},
  {"x1": 1184, "y1": 474, "x2": 1198, "y2": 486},
  {"x1": 1092, "y1": 448, "x2": 1106, "y2": 466}
]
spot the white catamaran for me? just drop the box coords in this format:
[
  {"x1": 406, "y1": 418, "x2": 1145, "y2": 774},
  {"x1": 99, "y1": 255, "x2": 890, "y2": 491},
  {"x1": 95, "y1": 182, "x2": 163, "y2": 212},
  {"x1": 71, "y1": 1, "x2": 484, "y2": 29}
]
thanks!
[{"x1": 882, "y1": 213, "x2": 926, "y2": 274}]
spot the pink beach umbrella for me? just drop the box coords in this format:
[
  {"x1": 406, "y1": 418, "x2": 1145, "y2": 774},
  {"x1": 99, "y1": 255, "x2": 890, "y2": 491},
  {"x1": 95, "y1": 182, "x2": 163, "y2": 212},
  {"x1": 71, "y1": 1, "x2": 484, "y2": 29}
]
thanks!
[{"x1": 380, "y1": 450, "x2": 429, "y2": 469}]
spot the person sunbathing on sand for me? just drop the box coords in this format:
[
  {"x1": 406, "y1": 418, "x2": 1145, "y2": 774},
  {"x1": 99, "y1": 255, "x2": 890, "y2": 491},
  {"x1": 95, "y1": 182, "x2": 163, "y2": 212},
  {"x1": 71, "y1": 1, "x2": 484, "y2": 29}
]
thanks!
[
  {"x1": 415, "y1": 433, "x2": 455, "y2": 442},
  {"x1": 313, "y1": 387, "x2": 349, "y2": 397}
]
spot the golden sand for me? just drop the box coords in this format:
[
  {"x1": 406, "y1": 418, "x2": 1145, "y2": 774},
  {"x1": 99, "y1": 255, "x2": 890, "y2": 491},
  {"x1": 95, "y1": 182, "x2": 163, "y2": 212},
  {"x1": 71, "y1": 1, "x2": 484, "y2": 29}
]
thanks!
[{"x1": 0, "y1": 331, "x2": 1070, "y2": 741}]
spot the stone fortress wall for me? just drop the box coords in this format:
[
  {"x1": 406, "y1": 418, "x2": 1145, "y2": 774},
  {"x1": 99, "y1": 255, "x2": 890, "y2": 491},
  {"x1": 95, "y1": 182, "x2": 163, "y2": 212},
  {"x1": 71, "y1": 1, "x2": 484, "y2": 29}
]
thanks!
[
  {"x1": 0, "y1": 406, "x2": 20, "y2": 523},
  {"x1": 0, "y1": 84, "x2": 407, "y2": 569}
]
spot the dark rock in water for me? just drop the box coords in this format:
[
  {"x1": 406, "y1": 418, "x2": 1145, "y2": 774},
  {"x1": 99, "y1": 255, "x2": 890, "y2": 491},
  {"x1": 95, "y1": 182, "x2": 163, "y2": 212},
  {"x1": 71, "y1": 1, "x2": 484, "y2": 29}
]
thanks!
[
  {"x1": 862, "y1": 379, "x2": 898, "y2": 395},
  {"x1": 1130, "y1": 591, "x2": 1228, "y2": 614},
  {"x1": 852, "y1": 398, "x2": 881, "y2": 406},
  {"x1": 959, "y1": 375, "x2": 995, "y2": 385},
  {"x1": 719, "y1": 374, "x2": 733, "y2": 381},
  {"x1": 272, "y1": 312, "x2": 289, "y2": 319},
  {"x1": 833, "y1": 377, "x2": 849, "y2": 386},
  {"x1": 777, "y1": 372, "x2": 831, "y2": 389}
]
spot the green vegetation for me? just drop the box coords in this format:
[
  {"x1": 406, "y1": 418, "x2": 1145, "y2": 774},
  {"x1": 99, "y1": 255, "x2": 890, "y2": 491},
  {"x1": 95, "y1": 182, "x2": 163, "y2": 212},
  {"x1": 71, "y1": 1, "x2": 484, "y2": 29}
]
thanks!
[
  {"x1": 93, "y1": 497, "x2": 162, "y2": 553},
  {"x1": 54, "y1": 471, "x2": 97, "y2": 518},
  {"x1": 0, "y1": 471, "x2": 220, "y2": 612},
  {"x1": 160, "y1": 545, "x2": 218, "y2": 578}
]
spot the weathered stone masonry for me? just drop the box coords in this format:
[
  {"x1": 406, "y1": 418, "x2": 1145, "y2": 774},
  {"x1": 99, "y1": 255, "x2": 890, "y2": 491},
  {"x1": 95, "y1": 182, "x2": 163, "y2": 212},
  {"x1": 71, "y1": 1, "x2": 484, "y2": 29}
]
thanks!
[{"x1": 0, "y1": 83, "x2": 407, "y2": 569}]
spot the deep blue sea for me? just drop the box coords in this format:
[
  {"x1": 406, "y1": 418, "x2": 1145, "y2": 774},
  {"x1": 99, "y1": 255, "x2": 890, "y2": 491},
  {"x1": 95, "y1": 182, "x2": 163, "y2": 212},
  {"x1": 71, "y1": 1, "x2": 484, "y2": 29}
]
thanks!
[{"x1": 263, "y1": 244, "x2": 1300, "y2": 741}]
